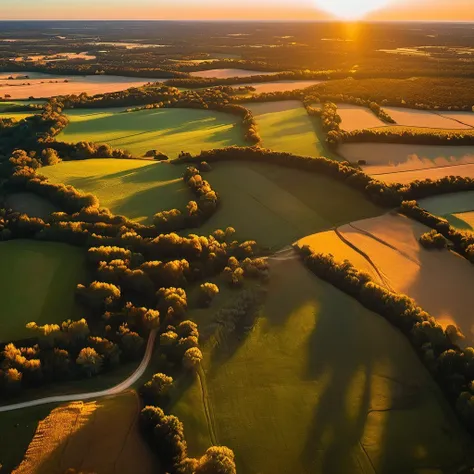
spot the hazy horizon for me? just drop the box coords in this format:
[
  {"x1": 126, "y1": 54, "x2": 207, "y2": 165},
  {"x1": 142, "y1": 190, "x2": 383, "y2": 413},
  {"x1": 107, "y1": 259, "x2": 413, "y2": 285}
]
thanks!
[{"x1": 3, "y1": 0, "x2": 474, "y2": 22}]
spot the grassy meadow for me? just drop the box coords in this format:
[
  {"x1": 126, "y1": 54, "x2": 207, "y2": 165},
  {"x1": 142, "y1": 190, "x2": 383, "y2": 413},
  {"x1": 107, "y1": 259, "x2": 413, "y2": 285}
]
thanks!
[
  {"x1": 57, "y1": 107, "x2": 246, "y2": 158},
  {"x1": 40, "y1": 159, "x2": 190, "y2": 223},
  {"x1": 198, "y1": 161, "x2": 382, "y2": 249},
  {"x1": 13, "y1": 391, "x2": 158, "y2": 474},
  {"x1": 0, "y1": 240, "x2": 85, "y2": 343},
  {"x1": 246, "y1": 100, "x2": 331, "y2": 157},
  {"x1": 173, "y1": 256, "x2": 473, "y2": 474}
]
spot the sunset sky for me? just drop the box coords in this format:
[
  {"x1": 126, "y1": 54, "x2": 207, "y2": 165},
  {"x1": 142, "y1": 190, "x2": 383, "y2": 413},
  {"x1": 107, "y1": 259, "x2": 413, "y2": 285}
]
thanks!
[{"x1": 3, "y1": 0, "x2": 473, "y2": 21}]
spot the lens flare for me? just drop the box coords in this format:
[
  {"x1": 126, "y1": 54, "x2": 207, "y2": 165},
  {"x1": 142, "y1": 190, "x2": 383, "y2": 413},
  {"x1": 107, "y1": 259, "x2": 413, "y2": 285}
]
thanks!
[{"x1": 313, "y1": 0, "x2": 393, "y2": 19}]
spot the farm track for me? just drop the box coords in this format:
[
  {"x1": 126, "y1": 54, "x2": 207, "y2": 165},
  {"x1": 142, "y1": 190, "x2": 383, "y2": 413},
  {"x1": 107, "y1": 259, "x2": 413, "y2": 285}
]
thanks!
[
  {"x1": 0, "y1": 329, "x2": 157, "y2": 413},
  {"x1": 197, "y1": 364, "x2": 218, "y2": 445},
  {"x1": 333, "y1": 228, "x2": 394, "y2": 291},
  {"x1": 369, "y1": 160, "x2": 474, "y2": 176},
  {"x1": 348, "y1": 221, "x2": 420, "y2": 265}
]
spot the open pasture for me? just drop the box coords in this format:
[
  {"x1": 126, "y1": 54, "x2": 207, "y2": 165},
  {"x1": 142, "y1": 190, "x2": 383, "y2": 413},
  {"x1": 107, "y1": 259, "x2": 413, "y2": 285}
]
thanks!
[
  {"x1": 245, "y1": 100, "x2": 328, "y2": 157},
  {"x1": 301, "y1": 213, "x2": 474, "y2": 344},
  {"x1": 58, "y1": 107, "x2": 246, "y2": 158},
  {"x1": 197, "y1": 161, "x2": 382, "y2": 249},
  {"x1": 338, "y1": 143, "x2": 474, "y2": 179},
  {"x1": 0, "y1": 111, "x2": 36, "y2": 120},
  {"x1": 14, "y1": 391, "x2": 157, "y2": 474},
  {"x1": 40, "y1": 159, "x2": 190, "y2": 223},
  {"x1": 337, "y1": 103, "x2": 386, "y2": 131},
  {"x1": 0, "y1": 240, "x2": 85, "y2": 343},
  {"x1": 175, "y1": 256, "x2": 473, "y2": 474},
  {"x1": 189, "y1": 68, "x2": 282, "y2": 78},
  {"x1": 382, "y1": 107, "x2": 474, "y2": 130},
  {"x1": 0, "y1": 72, "x2": 165, "y2": 99}
]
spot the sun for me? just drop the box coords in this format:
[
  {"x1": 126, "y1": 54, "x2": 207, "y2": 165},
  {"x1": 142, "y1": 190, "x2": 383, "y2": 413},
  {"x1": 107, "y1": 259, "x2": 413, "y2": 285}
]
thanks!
[{"x1": 313, "y1": 0, "x2": 393, "y2": 19}]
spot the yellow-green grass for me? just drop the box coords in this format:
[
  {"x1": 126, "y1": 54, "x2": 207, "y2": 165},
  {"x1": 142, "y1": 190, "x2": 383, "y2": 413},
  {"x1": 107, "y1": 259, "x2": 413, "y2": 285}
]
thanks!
[
  {"x1": 40, "y1": 159, "x2": 190, "y2": 223},
  {"x1": 174, "y1": 256, "x2": 474, "y2": 474},
  {"x1": 6, "y1": 192, "x2": 58, "y2": 219},
  {"x1": 0, "y1": 240, "x2": 85, "y2": 343},
  {"x1": 197, "y1": 161, "x2": 382, "y2": 249},
  {"x1": 57, "y1": 107, "x2": 247, "y2": 158},
  {"x1": 13, "y1": 391, "x2": 158, "y2": 474},
  {"x1": 0, "y1": 111, "x2": 35, "y2": 120},
  {"x1": 419, "y1": 191, "x2": 474, "y2": 230},
  {"x1": 245, "y1": 100, "x2": 333, "y2": 158}
]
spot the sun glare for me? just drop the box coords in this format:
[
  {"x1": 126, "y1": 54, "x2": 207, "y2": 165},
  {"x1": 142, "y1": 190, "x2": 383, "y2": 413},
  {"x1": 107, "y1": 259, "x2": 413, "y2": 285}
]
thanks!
[{"x1": 313, "y1": 0, "x2": 393, "y2": 19}]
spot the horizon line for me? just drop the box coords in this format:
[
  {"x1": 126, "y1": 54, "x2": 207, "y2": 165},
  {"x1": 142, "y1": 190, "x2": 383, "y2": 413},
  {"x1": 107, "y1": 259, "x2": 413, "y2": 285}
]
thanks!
[{"x1": 2, "y1": 19, "x2": 474, "y2": 23}]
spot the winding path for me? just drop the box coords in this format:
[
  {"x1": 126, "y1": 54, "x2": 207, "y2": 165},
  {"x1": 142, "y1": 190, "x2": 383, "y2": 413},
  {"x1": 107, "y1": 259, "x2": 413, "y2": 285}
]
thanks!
[{"x1": 0, "y1": 329, "x2": 157, "y2": 413}]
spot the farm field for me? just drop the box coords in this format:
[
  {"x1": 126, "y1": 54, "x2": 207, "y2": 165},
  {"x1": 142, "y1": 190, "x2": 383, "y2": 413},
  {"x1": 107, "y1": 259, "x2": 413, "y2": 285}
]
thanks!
[
  {"x1": 197, "y1": 161, "x2": 382, "y2": 249},
  {"x1": 0, "y1": 240, "x2": 85, "y2": 343},
  {"x1": 338, "y1": 143, "x2": 474, "y2": 176},
  {"x1": 300, "y1": 213, "x2": 474, "y2": 344},
  {"x1": 189, "y1": 68, "x2": 282, "y2": 78},
  {"x1": 237, "y1": 79, "x2": 324, "y2": 94},
  {"x1": 337, "y1": 103, "x2": 386, "y2": 131},
  {"x1": 0, "y1": 72, "x2": 166, "y2": 99},
  {"x1": 13, "y1": 391, "x2": 158, "y2": 474},
  {"x1": 245, "y1": 100, "x2": 329, "y2": 157},
  {"x1": 5, "y1": 192, "x2": 58, "y2": 219},
  {"x1": 40, "y1": 159, "x2": 190, "y2": 223},
  {"x1": 419, "y1": 191, "x2": 474, "y2": 230},
  {"x1": 375, "y1": 163, "x2": 474, "y2": 185},
  {"x1": 57, "y1": 107, "x2": 246, "y2": 158},
  {"x1": 382, "y1": 107, "x2": 474, "y2": 130},
  {"x1": 174, "y1": 255, "x2": 473, "y2": 474},
  {"x1": 0, "y1": 111, "x2": 36, "y2": 120}
]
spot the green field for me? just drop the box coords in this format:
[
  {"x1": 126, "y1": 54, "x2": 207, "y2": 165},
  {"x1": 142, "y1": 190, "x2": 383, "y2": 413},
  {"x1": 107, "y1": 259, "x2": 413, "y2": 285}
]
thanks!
[
  {"x1": 198, "y1": 161, "x2": 382, "y2": 248},
  {"x1": 245, "y1": 100, "x2": 333, "y2": 158},
  {"x1": 57, "y1": 107, "x2": 247, "y2": 158},
  {"x1": 174, "y1": 256, "x2": 474, "y2": 474},
  {"x1": 40, "y1": 159, "x2": 190, "y2": 223},
  {"x1": 419, "y1": 191, "x2": 474, "y2": 230},
  {"x1": 6, "y1": 192, "x2": 58, "y2": 219},
  {"x1": 0, "y1": 240, "x2": 85, "y2": 343}
]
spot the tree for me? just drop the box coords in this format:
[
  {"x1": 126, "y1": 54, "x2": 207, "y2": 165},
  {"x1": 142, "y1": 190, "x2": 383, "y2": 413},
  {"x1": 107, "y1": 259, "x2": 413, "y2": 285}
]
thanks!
[
  {"x1": 195, "y1": 446, "x2": 237, "y2": 474},
  {"x1": 198, "y1": 282, "x2": 219, "y2": 307},
  {"x1": 183, "y1": 347, "x2": 203, "y2": 369},
  {"x1": 4, "y1": 368, "x2": 22, "y2": 395},
  {"x1": 76, "y1": 281, "x2": 121, "y2": 314},
  {"x1": 157, "y1": 287, "x2": 187, "y2": 321},
  {"x1": 76, "y1": 347, "x2": 103, "y2": 377},
  {"x1": 41, "y1": 148, "x2": 61, "y2": 166},
  {"x1": 142, "y1": 373, "x2": 173, "y2": 403}
]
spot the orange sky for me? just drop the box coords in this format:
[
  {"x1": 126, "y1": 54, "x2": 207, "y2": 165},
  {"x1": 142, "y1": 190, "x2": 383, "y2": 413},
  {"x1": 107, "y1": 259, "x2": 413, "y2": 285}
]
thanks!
[{"x1": 3, "y1": 0, "x2": 474, "y2": 21}]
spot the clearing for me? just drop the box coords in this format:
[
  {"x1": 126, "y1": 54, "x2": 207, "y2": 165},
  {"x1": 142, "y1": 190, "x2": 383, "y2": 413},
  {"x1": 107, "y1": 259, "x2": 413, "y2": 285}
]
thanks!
[
  {"x1": 0, "y1": 72, "x2": 166, "y2": 99},
  {"x1": 237, "y1": 80, "x2": 324, "y2": 94},
  {"x1": 40, "y1": 159, "x2": 190, "y2": 223},
  {"x1": 13, "y1": 391, "x2": 158, "y2": 474},
  {"x1": 5, "y1": 192, "x2": 58, "y2": 219},
  {"x1": 197, "y1": 161, "x2": 382, "y2": 249},
  {"x1": 174, "y1": 255, "x2": 474, "y2": 474},
  {"x1": 300, "y1": 212, "x2": 474, "y2": 344},
  {"x1": 57, "y1": 107, "x2": 246, "y2": 158},
  {"x1": 337, "y1": 104, "x2": 386, "y2": 132},
  {"x1": 0, "y1": 240, "x2": 85, "y2": 343},
  {"x1": 189, "y1": 68, "x2": 282, "y2": 78},
  {"x1": 245, "y1": 100, "x2": 330, "y2": 157}
]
